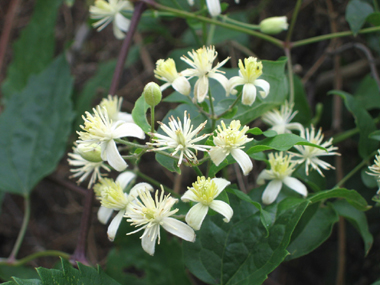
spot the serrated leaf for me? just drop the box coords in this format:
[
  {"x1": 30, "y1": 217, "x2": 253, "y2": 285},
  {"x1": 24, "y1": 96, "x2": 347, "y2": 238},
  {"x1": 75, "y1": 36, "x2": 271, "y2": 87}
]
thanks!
[
  {"x1": 36, "y1": 258, "x2": 120, "y2": 285},
  {"x1": 286, "y1": 202, "x2": 339, "y2": 260},
  {"x1": 308, "y1": 188, "x2": 371, "y2": 211},
  {"x1": 10, "y1": 278, "x2": 41, "y2": 285},
  {"x1": 1, "y1": 0, "x2": 63, "y2": 99},
  {"x1": 0, "y1": 56, "x2": 73, "y2": 195},
  {"x1": 246, "y1": 133, "x2": 326, "y2": 154},
  {"x1": 132, "y1": 95, "x2": 151, "y2": 134},
  {"x1": 329, "y1": 90, "x2": 378, "y2": 158},
  {"x1": 346, "y1": 0, "x2": 374, "y2": 35},
  {"x1": 183, "y1": 193, "x2": 309, "y2": 284},
  {"x1": 332, "y1": 199, "x2": 373, "y2": 255}
]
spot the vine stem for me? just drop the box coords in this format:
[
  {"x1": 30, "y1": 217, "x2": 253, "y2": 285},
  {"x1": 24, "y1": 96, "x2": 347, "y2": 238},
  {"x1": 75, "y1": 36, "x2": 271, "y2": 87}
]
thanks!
[
  {"x1": 144, "y1": 1, "x2": 283, "y2": 47},
  {"x1": 1, "y1": 250, "x2": 70, "y2": 267},
  {"x1": 334, "y1": 153, "x2": 376, "y2": 189},
  {"x1": 109, "y1": 2, "x2": 146, "y2": 95},
  {"x1": 284, "y1": 47, "x2": 294, "y2": 104},
  {"x1": 135, "y1": 170, "x2": 178, "y2": 197},
  {"x1": 285, "y1": 0, "x2": 302, "y2": 43},
  {"x1": 216, "y1": 91, "x2": 242, "y2": 119},
  {"x1": 8, "y1": 195, "x2": 31, "y2": 262},
  {"x1": 208, "y1": 89, "x2": 216, "y2": 131},
  {"x1": 292, "y1": 26, "x2": 380, "y2": 48},
  {"x1": 70, "y1": 189, "x2": 94, "y2": 265}
]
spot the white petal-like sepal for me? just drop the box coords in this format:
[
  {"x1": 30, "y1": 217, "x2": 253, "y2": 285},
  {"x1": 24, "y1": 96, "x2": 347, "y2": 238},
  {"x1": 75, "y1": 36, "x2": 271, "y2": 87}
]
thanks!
[
  {"x1": 209, "y1": 147, "x2": 228, "y2": 166},
  {"x1": 107, "y1": 210, "x2": 125, "y2": 241},
  {"x1": 254, "y1": 79, "x2": 270, "y2": 98},
  {"x1": 262, "y1": 180, "x2": 283, "y2": 205},
  {"x1": 105, "y1": 140, "x2": 127, "y2": 171},
  {"x1": 172, "y1": 76, "x2": 191, "y2": 96},
  {"x1": 98, "y1": 206, "x2": 114, "y2": 224},
  {"x1": 241, "y1": 83, "x2": 257, "y2": 106},
  {"x1": 162, "y1": 217, "x2": 196, "y2": 242},
  {"x1": 185, "y1": 203, "x2": 209, "y2": 230},
  {"x1": 206, "y1": 0, "x2": 222, "y2": 17},
  {"x1": 231, "y1": 148, "x2": 253, "y2": 175},
  {"x1": 209, "y1": 200, "x2": 233, "y2": 223},
  {"x1": 283, "y1": 176, "x2": 307, "y2": 197}
]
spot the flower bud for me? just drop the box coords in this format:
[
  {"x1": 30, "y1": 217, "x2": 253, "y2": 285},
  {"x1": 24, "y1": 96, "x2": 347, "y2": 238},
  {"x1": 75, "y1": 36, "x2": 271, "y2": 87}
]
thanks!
[
  {"x1": 77, "y1": 143, "x2": 103, "y2": 163},
  {"x1": 143, "y1": 82, "x2": 162, "y2": 107},
  {"x1": 259, "y1": 16, "x2": 288, "y2": 35}
]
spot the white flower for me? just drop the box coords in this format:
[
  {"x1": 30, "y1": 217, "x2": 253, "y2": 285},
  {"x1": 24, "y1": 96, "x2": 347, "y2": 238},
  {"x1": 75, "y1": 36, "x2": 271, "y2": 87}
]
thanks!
[
  {"x1": 154, "y1": 58, "x2": 191, "y2": 96},
  {"x1": 181, "y1": 46, "x2": 230, "y2": 103},
  {"x1": 148, "y1": 111, "x2": 211, "y2": 166},
  {"x1": 367, "y1": 150, "x2": 380, "y2": 181},
  {"x1": 229, "y1": 57, "x2": 270, "y2": 106},
  {"x1": 261, "y1": 101, "x2": 304, "y2": 135},
  {"x1": 126, "y1": 189, "x2": 196, "y2": 256},
  {"x1": 209, "y1": 120, "x2": 253, "y2": 175},
  {"x1": 100, "y1": 95, "x2": 134, "y2": 123},
  {"x1": 181, "y1": 176, "x2": 232, "y2": 230},
  {"x1": 206, "y1": 0, "x2": 221, "y2": 17},
  {"x1": 257, "y1": 152, "x2": 307, "y2": 205},
  {"x1": 291, "y1": 126, "x2": 340, "y2": 177},
  {"x1": 94, "y1": 173, "x2": 154, "y2": 241},
  {"x1": 77, "y1": 106, "x2": 145, "y2": 171},
  {"x1": 89, "y1": 0, "x2": 133, "y2": 39},
  {"x1": 68, "y1": 144, "x2": 111, "y2": 188}
]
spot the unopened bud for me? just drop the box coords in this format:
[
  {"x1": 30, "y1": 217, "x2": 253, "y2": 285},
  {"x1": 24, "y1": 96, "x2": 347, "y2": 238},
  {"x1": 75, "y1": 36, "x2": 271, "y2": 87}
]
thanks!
[
  {"x1": 143, "y1": 82, "x2": 162, "y2": 107},
  {"x1": 77, "y1": 143, "x2": 103, "y2": 162},
  {"x1": 259, "y1": 16, "x2": 288, "y2": 35}
]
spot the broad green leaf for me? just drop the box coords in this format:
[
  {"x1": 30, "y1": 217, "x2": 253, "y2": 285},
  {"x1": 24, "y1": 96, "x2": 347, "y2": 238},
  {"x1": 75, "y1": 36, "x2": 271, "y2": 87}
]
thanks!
[
  {"x1": 371, "y1": 280, "x2": 380, "y2": 285},
  {"x1": 330, "y1": 90, "x2": 378, "y2": 158},
  {"x1": 132, "y1": 95, "x2": 151, "y2": 134},
  {"x1": 332, "y1": 199, "x2": 373, "y2": 255},
  {"x1": 73, "y1": 60, "x2": 116, "y2": 130},
  {"x1": 366, "y1": 12, "x2": 380, "y2": 25},
  {"x1": 294, "y1": 166, "x2": 326, "y2": 192},
  {"x1": 0, "y1": 56, "x2": 73, "y2": 196},
  {"x1": 1, "y1": 0, "x2": 62, "y2": 99},
  {"x1": 308, "y1": 188, "x2": 371, "y2": 211},
  {"x1": 0, "y1": 264, "x2": 40, "y2": 282},
  {"x1": 346, "y1": 0, "x2": 374, "y2": 35},
  {"x1": 286, "y1": 202, "x2": 339, "y2": 260},
  {"x1": 226, "y1": 187, "x2": 273, "y2": 235},
  {"x1": 246, "y1": 133, "x2": 326, "y2": 154},
  {"x1": 293, "y1": 75, "x2": 312, "y2": 125},
  {"x1": 183, "y1": 193, "x2": 309, "y2": 284},
  {"x1": 354, "y1": 75, "x2": 380, "y2": 110},
  {"x1": 5, "y1": 278, "x2": 41, "y2": 285},
  {"x1": 155, "y1": 153, "x2": 181, "y2": 174},
  {"x1": 369, "y1": 130, "x2": 380, "y2": 141},
  {"x1": 36, "y1": 258, "x2": 120, "y2": 285},
  {"x1": 361, "y1": 168, "x2": 378, "y2": 188},
  {"x1": 247, "y1": 127, "x2": 277, "y2": 137}
]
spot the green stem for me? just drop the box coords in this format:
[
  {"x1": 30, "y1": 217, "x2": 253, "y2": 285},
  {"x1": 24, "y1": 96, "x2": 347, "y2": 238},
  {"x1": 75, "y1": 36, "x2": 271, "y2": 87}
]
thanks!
[
  {"x1": 217, "y1": 91, "x2": 242, "y2": 119},
  {"x1": 206, "y1": 21, "x2": 216, "y2": 45},
  {"x1": 218, "y1": 15, "x2": 260, "y2": 30},
  {"x1": 150, "y1": 2, "x2": 283, "y2": 47},
  {"x1": 284, "y1": 47, "x2": 294, "y2": 104},
  {"x1": 334, "y1": 151, "x2": 377, "y2": 188},
  {"x1": 286, "y1": 0, "x2": 302, "y2": 43},
  {"x1": 208, "y1": 89, "x2": 216, "y2": 131},
  {"x1": 332, "y1": 128, "x2": 359, "y2": 144},
  {"x1": 8, "y1": 195, "x2": 31, "y2": 261},
  {"x1": 292, "y1": 26, "x2": 380, "y2": 48},
  {"x1": 1, "y1": 250, "x2": 70, "y2": 267},
  {"x1": 201, "y1": 0, "x2": 207, "y2": 45},
  {"x1": 150, "y1": 106, "x2": 155, "y2": 134},
  {"x1": 193, "y1": 165, "x2": 204, "y2": 177},
  {"x1": 135, "y1": 170, "x2": 178, "y2": 197},
  {"x1": 115, "y1": 139, "x2": 149, "y2": 149}
]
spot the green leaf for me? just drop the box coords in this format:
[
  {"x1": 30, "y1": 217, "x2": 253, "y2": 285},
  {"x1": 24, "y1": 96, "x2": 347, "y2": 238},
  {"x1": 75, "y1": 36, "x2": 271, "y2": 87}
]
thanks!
[
  {"x1": 132, "y1": 95, "x2": 151, "y2": 134},
  {"x1": 155, "y1": 152, "x2": 181, "y2": 174},
  {"x1": 0, "y1": 56, "x2": 73, "y2": 195},
  {"x1": 294, "y1": 166, "x2": 326, "y2": 192},
  {"x1": 247, "y1": 127, "x2": 277, "y2": 137},
  {"x1": 366, "y1": 12, "x2": 380, "y2": 26},
  {"x1": 369, "y1": 130, "x2": 380, "y2": 141},
  {"x1": 293, "y1": 75, "x2": 312, "y2": 125},
  {"x1": 35, "y1": 258, "x2": 120, "y2": 285},
  {"x1": 361, "y1": 168, "x2": 378, "y2": 188},
  {"x1": 346, "y1": 0, "x2": 374, "y2": 35},
  {"x1": 329, "y1": 90, "x2": 378, "y2": 159},
  {"x1": 246, "y1": 133, "x2": 326, "y2": 154},
  {"x1": 5, "y1": 278, "x2": 41, "y2": 285},
  {"x1": 1, "y1": 0, "x2": 63, "y2": 99},
  {"x1": 354, "y1": 75, "x2": 380, "y2": 110},
  {"x1": 183, "y1": 193, "x2": 309, "y2": 284},
  {"x1": 332, "y1": 199, "x2": 373, "y2": 255},
  {"x1": 226, "y1": 187, "x2": 273, "y2": 235},
  {"x1": 106, "y1": 228, "x2": 191, "y2": 285},
  {"x1": 286, "y1": 202, "x2": 339, "y2": 260},
  {"x1": 308, "y1": 188, "x2": 371, "y2": 211},
  {"x1": 0, "y1": 264, "x2": 40, "y2": 282}
]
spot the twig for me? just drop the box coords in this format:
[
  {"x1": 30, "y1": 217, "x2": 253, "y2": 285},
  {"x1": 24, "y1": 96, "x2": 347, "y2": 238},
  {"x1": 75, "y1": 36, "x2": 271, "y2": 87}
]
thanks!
[
  {"x1": 109, "y1": 2, "x2": 147, "y2": 95},
  {"x1": 48, "y1": 174, "x2": 87, "y2": 195}
]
